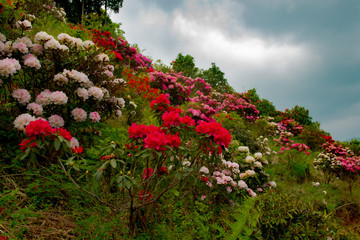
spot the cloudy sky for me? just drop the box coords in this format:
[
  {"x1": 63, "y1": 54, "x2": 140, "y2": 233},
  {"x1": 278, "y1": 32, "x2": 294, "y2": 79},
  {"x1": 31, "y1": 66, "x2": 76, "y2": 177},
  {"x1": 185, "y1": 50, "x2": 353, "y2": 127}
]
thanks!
[{"x1": 110, "y1": 0, "x2": 360, "y2": 141}]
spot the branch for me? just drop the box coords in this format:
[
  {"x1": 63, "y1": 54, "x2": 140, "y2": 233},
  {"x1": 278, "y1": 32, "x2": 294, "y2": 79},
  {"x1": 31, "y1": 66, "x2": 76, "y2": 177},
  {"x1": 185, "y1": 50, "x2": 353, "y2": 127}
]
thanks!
[{"x1": 57, "y1": 157, "x2": 118, "y2": 211}]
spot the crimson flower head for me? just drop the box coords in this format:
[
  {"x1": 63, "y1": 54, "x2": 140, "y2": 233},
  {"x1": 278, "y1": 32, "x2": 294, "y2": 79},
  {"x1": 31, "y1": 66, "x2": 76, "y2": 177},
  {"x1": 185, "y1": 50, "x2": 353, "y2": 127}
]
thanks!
[
  {"x1": 25, "y1": 119, "x2": 55, "y2": 137},
  {"x1": 55, "y1": 128, "x2": 72, "y2": 142},
  {"x1": 196, "y1": 121, "x2": 232, "y2": 148},
  {"x1": 180, "y1": 116, "x2": 196, "y2": 127},
  {"x1": 159, "y1": 166, "x2": 168, "y2": 174},
  {"x1": 72, "y1": 146, "x2": 83, "y2": 154},
  {"x1": 19, "y1": 137, "x2": 37, "y2": 152},
  {"x1": 150, "y1": 94, "x2": 170, "y2": 112},
  {"x1": 162, "y1": 111, "x2": 181, "y2": 128}
]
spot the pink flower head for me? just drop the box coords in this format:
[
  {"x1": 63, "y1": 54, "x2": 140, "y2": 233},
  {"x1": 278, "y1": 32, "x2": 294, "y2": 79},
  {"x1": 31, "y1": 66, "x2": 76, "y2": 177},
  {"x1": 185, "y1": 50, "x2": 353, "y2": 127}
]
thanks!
[
  {"x1": 71, "y1": 108, "x2": 87, "y2": 122},
  {"x1": 12, "y1": 89, "x2": 31, "y2": 105},
  {"x1": 89, "y1": 112, "x2": 101, "y2": 122}
]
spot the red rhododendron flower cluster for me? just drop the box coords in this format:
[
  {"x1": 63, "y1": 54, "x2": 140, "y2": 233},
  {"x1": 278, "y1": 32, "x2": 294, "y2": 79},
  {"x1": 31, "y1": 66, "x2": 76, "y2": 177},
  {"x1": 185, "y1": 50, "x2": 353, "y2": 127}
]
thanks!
[
  {"x1": 322, "y1": 135, "x2": 335, "y2": 144},
  {"x1": 180, "y1": 115, "x2": 196, "y2": 127},
  {"x1": 150, "y1": 94, "x2": 171, "y2": 112},
  {"x1": 54, "y1": 127, "x2": 72, "y2": 141},
  {"x1": 128, "y1": 123, "x2": 181, "y2": 151},
  {"x1": 128, "y1": 123, "x2": 163, "y2": 139},
  {"x1": 25, "y1": 119, "x2": 55, "y2": 137},
  {"x1": 196, "y1": 121, "x2": 232, "y2": 148},
  {"x1": 19, "y1": 119, "x2": 82, "y2": 154},
  {"x1": 72, "y1": 146, "x2": 83, "y2": 154},
  {"x1": 162, "y1": 111, "x2": 181, "y2": 128},
  {"x1": 124, "y1": 69, "x2": 159, "y2": 100},
  {"x1": 279, "y1": 119, "x2": 303, "y2": 135}
]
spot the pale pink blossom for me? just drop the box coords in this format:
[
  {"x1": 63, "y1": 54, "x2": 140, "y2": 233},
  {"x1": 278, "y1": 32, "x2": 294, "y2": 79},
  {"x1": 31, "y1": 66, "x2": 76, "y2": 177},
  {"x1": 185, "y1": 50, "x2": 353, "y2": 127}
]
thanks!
[
  {"x1": 27, "y1": 102, "x2": 43, "y2": 116},
  {"x1": 53, "y1": 73, "x2": 68, "y2": 84},
  {"x1": 71, "y1": 108, "x2": 87, "y2": 122},
  {"x1": 115, "y1": 110, "x2": 122, "y2": 118},
  {"x1": 30, "y1": 44, "x2": 43, "y2": 55},
  {"x1": 89, "y1": 112, "x2": 101, "y2": 122},
  {"x1": 76, "y1": 88, "x2": 89, "y2": 100},
  {"x1": 70, "y1": 137, "x2": 79, "y2": 149},
  {"x1": 23, "y1": 54, "x2": 41, "y2": 69},
  {"x1": 88, "y1": 86, "x2": 104, "y2": 100},
  {"x1": 50, "y1": 91, "x2": 68, "y2": 104},
  {"x1": 95, "y1": 53, "x2": 109, "y2": 62},
  {"x1": 12, "y1": 42, "x2": 29, "y2": 54},
  {"x1": 12, "y1": 89, "x2": 31, "y2": 105},
  {"x1": 48, "y1": 114, "x2": 65, "y2": 128},
  {"x1": 103, "y1": 70, "x2": 113, "y2": 77},
  {"x1": 82, "y1": 40, "x2": 94, "y2": 49},
  {"x1": 0, "y1": 33, "x2": 6, "y2": 42},
  {"x1": 34, "y1": 31, "x2": 53, "y2": 43},
  {"x1": 199, "y1": 166, "x2": 209, "y2": 174},
  {"x1": 35, "y1": 89, "x2": 52, "y2": 105},
  {"x1": 13, "y1": 113, "x2": 36, "y2": 131},
  {"x1": 0, "y1": 58, "x2": 21, "y2": 77}
]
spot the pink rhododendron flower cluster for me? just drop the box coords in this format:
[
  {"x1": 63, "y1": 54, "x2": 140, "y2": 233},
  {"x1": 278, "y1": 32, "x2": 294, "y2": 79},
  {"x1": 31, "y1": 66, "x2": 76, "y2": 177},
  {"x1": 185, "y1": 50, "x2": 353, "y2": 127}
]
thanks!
[
  {"x1": 27, "y1": 102, "x2": 43, "y2": 116},
  {"x1": 12, "y1": 88, "x2": 31, "y2": 105},
  {"x1": 89, "y1": 112, "x2": 101, "y2": 122},
  {"x1": 71, "y1": 108, "x2": 87, "y2": 122}
]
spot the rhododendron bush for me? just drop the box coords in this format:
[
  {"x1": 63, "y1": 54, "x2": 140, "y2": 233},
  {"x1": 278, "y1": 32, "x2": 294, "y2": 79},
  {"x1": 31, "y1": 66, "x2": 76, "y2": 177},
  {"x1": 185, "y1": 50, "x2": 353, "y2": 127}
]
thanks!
[
  {"x1": 0, "y1": 30, "x2": 127, "y2": 142},
  {"x1": 314, "y1": 136, "x2": 360, "y2": 193}
]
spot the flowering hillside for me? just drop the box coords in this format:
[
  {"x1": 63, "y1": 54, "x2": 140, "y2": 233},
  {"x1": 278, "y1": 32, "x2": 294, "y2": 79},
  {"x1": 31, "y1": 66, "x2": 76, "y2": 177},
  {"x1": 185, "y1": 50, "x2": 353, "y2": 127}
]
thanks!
[{"x1": 1, "y1": 0, "x2": 360, "y2": 239}]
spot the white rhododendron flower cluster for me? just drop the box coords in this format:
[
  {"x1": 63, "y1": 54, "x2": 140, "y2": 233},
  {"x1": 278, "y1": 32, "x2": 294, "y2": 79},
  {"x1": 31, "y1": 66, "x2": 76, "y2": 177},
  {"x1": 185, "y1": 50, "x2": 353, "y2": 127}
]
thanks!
[
  {"x1": 88, "y1": 86, "x2": 104, "y2": 100},
  {"x1": 0, "y1": 58, "x2": 21, "y2": 77},
  {"x1": 23, "y1": 54, "x2": 41, "y2": 69},
  {"x1": 13, "y1": 113, "x2": 36, "y2": 131},
  {"x1": 27, "y1": 103, "x2": 43, "y2": 116},
  {"x1": 50, "y1": 91, "x2": 68, "y2": 105},
  {"x1": 48, "y1": 114, "x2": 65, "y2": 128},
  {"x1": 71, "y1": 108, "x2": 87, "y2": 122}
]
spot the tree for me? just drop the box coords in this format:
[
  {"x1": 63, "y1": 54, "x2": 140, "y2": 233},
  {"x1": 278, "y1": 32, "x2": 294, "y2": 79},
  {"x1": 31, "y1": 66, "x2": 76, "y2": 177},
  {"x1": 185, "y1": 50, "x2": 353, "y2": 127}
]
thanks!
[
  {"x1": 54, "y1": 0, "x2": 124, "y2": 24},
  {"x1": 171, "y1": 53, "x2": 199, "y2": 78},
  {"x1": 200, "y1": 62, "x2": 233, "y2": 93},
  {"x1": 286, "y1": 105, "x2": 313, "y2": 126}
]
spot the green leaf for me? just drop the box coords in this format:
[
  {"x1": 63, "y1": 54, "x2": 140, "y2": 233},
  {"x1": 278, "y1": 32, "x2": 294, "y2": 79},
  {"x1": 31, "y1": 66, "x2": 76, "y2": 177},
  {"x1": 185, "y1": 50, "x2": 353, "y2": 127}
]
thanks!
[
  {"x1": 110, "y1": 159, "x2": 117, "y2": 168},
  {"x1": 65, "y1": 156, "x2": 75, "y2": 165},
  {"x1": 54, "y1": 138, "x2": 61, "y2": 151},
  {"x1": 173, "y1": 190, "x2": 179, "y2": 197},
  {"x1": 93, "y1": 170, "x2": 103, "y2": 181},
  {"x1": 73, "y1": 164, "x2": 80, "y2": 171}
]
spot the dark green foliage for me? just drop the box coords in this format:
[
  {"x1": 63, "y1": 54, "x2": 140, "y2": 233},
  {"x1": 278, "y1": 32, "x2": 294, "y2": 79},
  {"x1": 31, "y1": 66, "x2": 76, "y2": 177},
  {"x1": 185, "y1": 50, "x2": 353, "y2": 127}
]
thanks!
[
  {"x1": 299, "y1": 123, "x2": 328, "y2": 150},
  {"x1": 256, "y1": 190, "x2": 334, "y2": 239},
  {"x1": 54, "y1": 0, "x2": 124, "y2": 24},
  {"x1": 343, "y1": 139, "x2": 360, "y2": 155},
  {"x1": 286, "y1": 105, "x2": 313, "y2": 126},
  {"x1": 245, "y1": 89, "x2": 277, "y2": 117},
  {"x1": 232, "y1": 128, "x2": 260, "y2": 153},
  {"x1": 227, "y1": 198, "x2": 260, "y2": 239},
  {"x1": 171, "y1": 53, "x2": 199, "y2": 78},
  {"x1": 200, "y1": 62, "x2": 234, "y2": 93}
]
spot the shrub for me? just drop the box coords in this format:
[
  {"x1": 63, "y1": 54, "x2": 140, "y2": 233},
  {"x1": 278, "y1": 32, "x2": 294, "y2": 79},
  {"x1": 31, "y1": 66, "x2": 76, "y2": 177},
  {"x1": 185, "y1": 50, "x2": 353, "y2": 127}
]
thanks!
[{"x1": 256, "y1": 190, "x2": 336, "y2": 239}]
